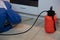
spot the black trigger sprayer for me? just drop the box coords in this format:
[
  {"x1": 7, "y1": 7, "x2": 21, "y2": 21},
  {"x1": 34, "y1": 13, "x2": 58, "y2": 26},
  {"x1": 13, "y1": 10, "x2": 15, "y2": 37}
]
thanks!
[{"x1": 0, "y1": 6, "x2": 56, "y2": 36}]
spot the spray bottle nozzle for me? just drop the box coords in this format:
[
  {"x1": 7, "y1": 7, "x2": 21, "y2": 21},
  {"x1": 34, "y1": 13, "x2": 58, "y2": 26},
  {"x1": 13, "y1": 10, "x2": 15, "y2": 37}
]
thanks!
[
  {"x1": 50, "y1": 6, "x2": 53, "y2": 11},
  {"x1": 47, "y1": 6, "x2": 55, "y2": 16}
]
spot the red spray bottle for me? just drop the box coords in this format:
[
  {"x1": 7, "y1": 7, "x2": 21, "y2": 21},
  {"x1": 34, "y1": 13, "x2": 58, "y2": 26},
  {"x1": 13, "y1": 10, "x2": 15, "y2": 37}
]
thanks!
[{"x1": 45, "y1": 6, "x2": 56, "y2": 33}]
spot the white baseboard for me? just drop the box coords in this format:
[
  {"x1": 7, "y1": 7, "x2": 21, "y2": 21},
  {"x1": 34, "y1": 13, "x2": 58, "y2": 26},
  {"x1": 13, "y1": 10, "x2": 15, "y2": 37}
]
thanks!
[{"x1": 18, "y1": 12, "x2": 44, "y2": 21}]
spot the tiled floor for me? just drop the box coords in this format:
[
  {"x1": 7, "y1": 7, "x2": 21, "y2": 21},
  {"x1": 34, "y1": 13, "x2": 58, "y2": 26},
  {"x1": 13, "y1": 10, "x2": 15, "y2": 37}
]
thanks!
[{"x1": 0, "y1": 16, "x2": 60, "y2": 40}]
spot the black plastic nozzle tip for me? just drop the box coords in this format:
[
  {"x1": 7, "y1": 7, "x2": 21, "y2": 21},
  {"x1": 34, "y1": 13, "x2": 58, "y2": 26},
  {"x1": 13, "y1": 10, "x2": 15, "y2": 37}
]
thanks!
[{"x1": 50, "y1": 6, "x2": 53, "y2": 11}]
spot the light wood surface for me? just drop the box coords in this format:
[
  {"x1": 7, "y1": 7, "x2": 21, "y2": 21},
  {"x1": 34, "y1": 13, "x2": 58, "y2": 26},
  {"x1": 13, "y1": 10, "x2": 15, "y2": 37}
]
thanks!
[{"x1": 0, "y1": 16, "x2": 60, "y2": 40}]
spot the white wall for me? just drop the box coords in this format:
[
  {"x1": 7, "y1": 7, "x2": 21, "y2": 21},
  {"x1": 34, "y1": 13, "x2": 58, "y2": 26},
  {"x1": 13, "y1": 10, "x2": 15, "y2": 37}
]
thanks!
[
  {"x1": 39, "y1": 0, "x2": 60, "y2": 18},
  {"x1": 3, "y1": 0, "x2": 10, "y2": 2},
  {"x1": 4, "y1": 0, "x2": 60, "y2": 18}
]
